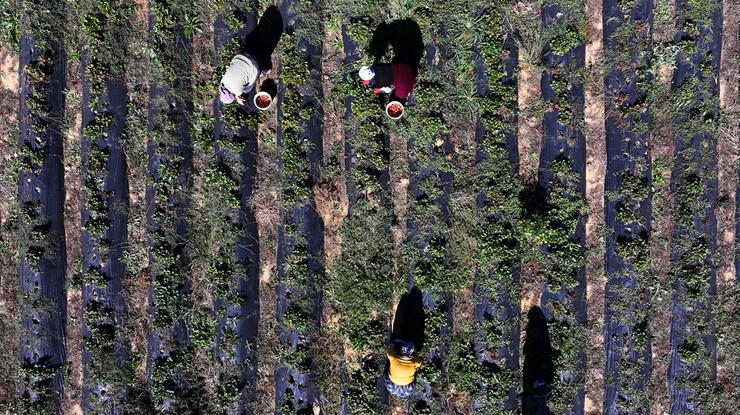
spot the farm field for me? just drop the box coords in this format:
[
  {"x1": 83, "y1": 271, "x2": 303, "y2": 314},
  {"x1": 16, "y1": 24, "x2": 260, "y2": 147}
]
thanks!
[{"x1": 0, "y1": 0, "x2": 738, "y2": 414}]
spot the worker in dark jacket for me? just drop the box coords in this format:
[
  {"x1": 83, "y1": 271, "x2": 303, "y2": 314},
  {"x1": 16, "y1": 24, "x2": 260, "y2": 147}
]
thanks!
[{"x1": 359, "y1": 63, "x2": 416, "y2": 100}]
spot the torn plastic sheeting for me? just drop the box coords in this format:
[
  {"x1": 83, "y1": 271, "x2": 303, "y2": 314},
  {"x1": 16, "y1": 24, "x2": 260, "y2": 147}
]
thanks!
[{"x1": 341, "y1": 24, "x2": 360, "y2": 64}]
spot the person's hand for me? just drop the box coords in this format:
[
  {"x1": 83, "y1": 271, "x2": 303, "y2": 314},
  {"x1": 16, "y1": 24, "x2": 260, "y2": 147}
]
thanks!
[{"x1": 236, "y1": 95, "x2": 245, "y2": 105}]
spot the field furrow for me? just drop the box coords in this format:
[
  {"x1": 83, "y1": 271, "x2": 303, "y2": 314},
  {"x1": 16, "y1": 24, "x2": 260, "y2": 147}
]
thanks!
[
  {"x1": 646, "y1": 1, "x2": 676, "y2": 412},
  {"x1": 0, "y1": 42, "x2": 20, "y2": 410},
  {"x1": 716, "y1": 0, "x2": 739, "y2": 405},
  {"x1": 584, "y1": 0, "x2": 606, "y2": 411}
]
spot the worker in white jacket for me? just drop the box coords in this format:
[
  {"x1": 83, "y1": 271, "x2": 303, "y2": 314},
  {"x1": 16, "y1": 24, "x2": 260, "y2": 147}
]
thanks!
[{"x1": 219, "y1": 53, "x2": 260, "y2": 105}]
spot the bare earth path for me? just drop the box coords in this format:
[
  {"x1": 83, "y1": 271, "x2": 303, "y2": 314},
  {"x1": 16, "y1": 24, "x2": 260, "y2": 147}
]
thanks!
[
  {"x1": 716, "y1": 0, "x2": 739, "y2": 400},
  {"x1": 583, "y1": 0, "x2": 606, "y2": 412},
  {"x1": 60, "y1": 40, "x2": 84, "y2": 415},
  {"x1": 647, "y1": 1, "x2": 677, "y2": 412},
  {"x1": 516, "y1": 1, "x2": 545, "y2": 357},
  {"x1": 0, "y1": 43, "x2": 20, "y2": 409}
]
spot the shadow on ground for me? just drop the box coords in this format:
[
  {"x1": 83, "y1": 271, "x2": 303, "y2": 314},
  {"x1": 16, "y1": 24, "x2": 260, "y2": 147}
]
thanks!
[
  {"x1": 391, "y1": 286, "x2": 426, "y2": 352},
  {"x1": 368, "y1": 19, "x2": 424, "y2": 74},
  {"x1": 522, "y1": 306, "x2": 554, "y2": 415},
  {"x1": 241, "y1": 5, "x2": 283, "y2": 72}
]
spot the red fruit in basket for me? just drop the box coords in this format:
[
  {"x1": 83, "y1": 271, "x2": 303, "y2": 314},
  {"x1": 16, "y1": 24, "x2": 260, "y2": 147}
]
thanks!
[
  {"x1": 256, "y1": 94, "x2": 271, "y2": 108},
  {"x1": 387, "y1": 103, "x2": 403, "y2": 117}
]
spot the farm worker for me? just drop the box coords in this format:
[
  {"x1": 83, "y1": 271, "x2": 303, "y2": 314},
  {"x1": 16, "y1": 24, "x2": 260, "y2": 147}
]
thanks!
[
  {"x1": 384, "y1": 338, "x2": 422, "y2": 398},
  {"x1": 384, "y1": 286, "x2": 425, "y2": 398},
  {"x1": 219, "y1": 53, "x2": 260, "y2": 106},
  {"x1": 359, "y1": 63, "x2": 417, "y2": 100}
]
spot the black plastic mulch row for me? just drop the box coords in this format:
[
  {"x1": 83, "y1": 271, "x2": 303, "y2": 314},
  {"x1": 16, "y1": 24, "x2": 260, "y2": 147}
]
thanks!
[
  {"x1": 667, "y1": 1, "x2": 722, "y2": 413},
  {"x1": 537, "y1": 1, "x2": 587, "y2": 413},
  {"x1": 602, "y1": 0, "x2": 653, "y2": 413},
  {"x1": 17, "y1": 3, "x2": 68, "y2": 409},
  {"x1": 471, "y1": 10, "x2": 520, "y2": 411},
  {"x1": 401, "y1": 27, "x2": 456, "y2": 412},
  {"x1": 212, "y1": 8, "x2": 262, "y2": 412},
  {"x1": 145, "y1": 2, "x2": 195, "y2": 409},
  {"x1": 274, "y1": 0, "x2": 325, "y2": 412},
  {"x1": 80, "y1": 43, "x2": 131, "y2": 411}
]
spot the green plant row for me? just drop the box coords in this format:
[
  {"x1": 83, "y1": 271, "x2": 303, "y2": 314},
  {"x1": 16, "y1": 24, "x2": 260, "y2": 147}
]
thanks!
[
  {"x1": 190, "y1": 3, "x2": 266, "y2": 411},
  {"x1": 668, "y1": 0, "x2": 722, "y2": 411},
  {"x1": 534, "y1": 1, "x2": 587, "y2": 410},
  {"x1": 532, "y1": 160, "x2": 586, "y2": 411},
  {"x1": 603, "y1": 0, "x2": 653, "y2": 412},
  {"x1": 274, "y1": 1, "x2": 325, "y2": 411},
  {"x1": 543, "y1": 0, "x2": 586, "y2": 133},
  {"x1": 455, "y1": 2, "x2": 522, "y2": 412},
  {"x1": 147, "y1": 0, "x2": 200, "y2": 410},
  {"x1": 392, "y1": 4, "x2": 463, "y2": 410},
  {"x1": 328, "y1": 1, "x2": 396, "y2": 412}
]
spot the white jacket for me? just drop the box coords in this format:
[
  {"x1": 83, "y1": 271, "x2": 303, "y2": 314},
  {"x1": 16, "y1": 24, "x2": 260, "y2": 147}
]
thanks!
[{"x1": 221, "y1": 54, "x2": 259, "y2": 96}]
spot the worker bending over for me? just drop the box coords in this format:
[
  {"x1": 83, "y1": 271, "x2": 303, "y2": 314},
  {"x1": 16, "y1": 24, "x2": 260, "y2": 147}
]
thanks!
[
  {"x1": 359, "y1": 63, "x2": 417, "y2": 101},
  {"x1": 219, "y1": 53, "x2": 261, "y2": 105},
  {"x1": 217, "y1": 6, "x2": 284, "y2": 105}
]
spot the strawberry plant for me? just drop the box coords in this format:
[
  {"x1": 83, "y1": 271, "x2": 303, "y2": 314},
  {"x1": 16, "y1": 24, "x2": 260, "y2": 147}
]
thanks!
[
  {"x1": 529, "y1": 1, "x2": 589, "y2": 411},
  {"x1": 78, "y1": 1, "x2": 140, "y2": 411},
  {"x1": 329, "y1": 1, "x2": 397, "y2": 412},
  {"x1": 145, "y1": 0, "x2": 207, "y2": 411},
  {"x1": 273, "y1": 0, "x2": 326, "y2": 411}
]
